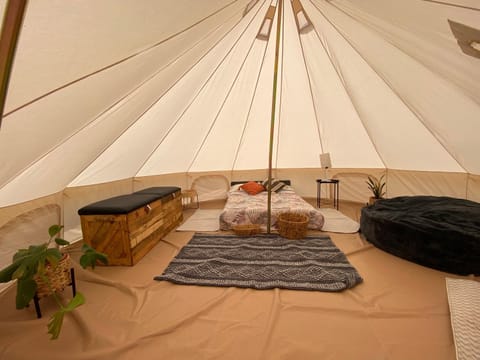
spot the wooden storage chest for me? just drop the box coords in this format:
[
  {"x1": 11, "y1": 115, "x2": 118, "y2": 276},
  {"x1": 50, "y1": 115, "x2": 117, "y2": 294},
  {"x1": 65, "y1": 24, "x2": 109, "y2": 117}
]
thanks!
[{"x1": 78, "y1": 187, "x2": 183, "y2": 266}]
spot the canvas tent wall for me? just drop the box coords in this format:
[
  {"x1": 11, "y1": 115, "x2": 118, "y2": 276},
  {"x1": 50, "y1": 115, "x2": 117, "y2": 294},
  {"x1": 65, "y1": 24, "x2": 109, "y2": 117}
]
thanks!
[{"x1": 0, "y1": 0, "x2": 479, "y2": 249}]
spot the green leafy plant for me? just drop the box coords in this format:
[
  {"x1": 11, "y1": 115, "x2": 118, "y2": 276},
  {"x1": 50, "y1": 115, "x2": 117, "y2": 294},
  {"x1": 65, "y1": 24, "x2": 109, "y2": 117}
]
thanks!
[
  {"x1": 366, "y1": 174, "x2": 386, "y2": 199},
  {"x1": 0, "y1": 224, "x2": 107, "y2": 339}
]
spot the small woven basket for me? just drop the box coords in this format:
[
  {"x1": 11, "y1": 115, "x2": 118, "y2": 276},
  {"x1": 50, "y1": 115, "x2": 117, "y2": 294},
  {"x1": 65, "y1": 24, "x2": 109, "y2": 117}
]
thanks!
[
  {"x1": 277, "y1": 212, "x2": 309, "y2": 239},
  {"x1": 34, "y1": 253, "x2": 71, "y2": 299},
  {"x1": 232, "y1": 224, "x2": 261, "y2": 237}
]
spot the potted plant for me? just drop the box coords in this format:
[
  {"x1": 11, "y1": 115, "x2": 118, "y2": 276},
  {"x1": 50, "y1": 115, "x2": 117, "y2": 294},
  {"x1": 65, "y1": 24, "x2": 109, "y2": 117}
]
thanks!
[
  {"x1": 366, "y1": 174, "x2": 386, "y2": 205},
  {"x1": 0, "y1": 224, "x2": 107, "y2": 339}
]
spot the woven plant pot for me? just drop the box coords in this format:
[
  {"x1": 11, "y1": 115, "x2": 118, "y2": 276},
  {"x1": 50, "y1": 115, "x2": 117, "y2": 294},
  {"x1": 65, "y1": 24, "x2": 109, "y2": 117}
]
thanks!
[
  {"x1": 277, "y1": 212, "x2": 309, "y2": 239},
  {"x1": 232, "y1": 224, "x2": 261, "y2": 237},
  {"x1": 34, "y1": 253, "x2": 72, "y2": 299}
]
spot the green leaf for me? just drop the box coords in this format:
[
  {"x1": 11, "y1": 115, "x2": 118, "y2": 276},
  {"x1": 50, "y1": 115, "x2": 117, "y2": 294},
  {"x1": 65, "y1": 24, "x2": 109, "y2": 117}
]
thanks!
[
  {"x1": 54, "y1": 238, "x2": 69, "y2": 246},
  {"x1": 15, "y1": 278, "x2": 37, "y2": 309},
  {"x1": 12, "y1": 263, "x2": 27, "y2": 279},
  {"x1": 366, "y1": 175, "x2": 386, "y2": 199},
  {"x1": 79, "y1": 250, "x2": 108, "y2": 269},
  {"x1": 44, "y1": 248, "x2": 62, "y2": 268},
  {"x1": 80, "y1": 244, "x2": 108, "y2": 268},
  {"x1": 12, "y1": 249, "x2": 29, "y2": 262},
  {"x1": 48, "y1": 225, "x2": 63, "y2": 238},
  {"x1": 64, "y1": 292, "x2": 85, "y2": 312},
  {"x1": 45, "y1": 255, "x2": 59, "y2": 269},
  {"x1": 37, "y1": 258, "x2": 46, "y2": 275},
  {"x1": 0, "y1": 261, "x2": 22, "y2": 283},
  {"x1": 379, "y1": 183, "x2": 386, "y2": 197},
  {"x1": 17, "y1": 246, "x2": 59, "y2": 281},
  {"x1": 81, "y1": 243, "x2": 94, "y2": 252},
  {"x1": 47, "y1": 310, "x2": 65, "y2": 340},
  {"x1": 45, "y1": 247, "x2": 62, "y2": 258},
  {"x1": 47, "y1": 293, "x2": 85, "y2": 340},
  {"x1": 12, "y1": 244, "x2": 47, "y2": 262}
]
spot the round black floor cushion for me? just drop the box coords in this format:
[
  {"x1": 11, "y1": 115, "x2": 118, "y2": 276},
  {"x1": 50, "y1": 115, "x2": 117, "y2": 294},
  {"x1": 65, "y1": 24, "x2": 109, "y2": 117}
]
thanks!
[{"x1": 360, "y1": 196, "x2": 480, "y2": 275}]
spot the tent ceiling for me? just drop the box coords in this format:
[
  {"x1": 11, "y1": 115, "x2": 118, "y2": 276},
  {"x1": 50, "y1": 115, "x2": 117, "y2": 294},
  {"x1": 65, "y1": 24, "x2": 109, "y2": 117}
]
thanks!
[{"x1": 0, "y1": 0, "x2": 479, "y2": 206}]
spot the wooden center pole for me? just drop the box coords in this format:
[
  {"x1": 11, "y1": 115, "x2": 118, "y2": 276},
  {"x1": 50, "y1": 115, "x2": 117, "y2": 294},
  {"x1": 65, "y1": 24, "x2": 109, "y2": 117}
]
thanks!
[{"x1": 267, "y1": 0, "x2": 283, "y2": 233}]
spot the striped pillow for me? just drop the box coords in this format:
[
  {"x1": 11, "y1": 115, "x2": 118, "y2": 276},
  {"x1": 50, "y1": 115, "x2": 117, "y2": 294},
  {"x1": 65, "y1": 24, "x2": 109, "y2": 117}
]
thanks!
[
  {"x1": 261, "y1": 178, "x2": 270, "y2": 188},
  {"x1": 262, "y1": 178, "x2": 286, "y2": 193}
]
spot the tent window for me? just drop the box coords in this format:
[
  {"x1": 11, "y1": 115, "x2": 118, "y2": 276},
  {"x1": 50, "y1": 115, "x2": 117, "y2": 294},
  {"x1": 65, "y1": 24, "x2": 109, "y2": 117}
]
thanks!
[
  {"x1": 291, "y1": 0, "x2": 312, "y2": 34},
  {"x1": 257, "y1": 5, "x2": 276, "y2": 40},
  {"x1": 448, "y1": 20, "x2": 480, "y2": 59}
]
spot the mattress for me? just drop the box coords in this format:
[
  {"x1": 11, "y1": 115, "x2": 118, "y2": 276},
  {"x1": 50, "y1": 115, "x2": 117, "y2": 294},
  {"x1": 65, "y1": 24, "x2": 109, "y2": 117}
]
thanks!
[{"x1": 219, "y1": 184, "x2": 324, "y2": 230}]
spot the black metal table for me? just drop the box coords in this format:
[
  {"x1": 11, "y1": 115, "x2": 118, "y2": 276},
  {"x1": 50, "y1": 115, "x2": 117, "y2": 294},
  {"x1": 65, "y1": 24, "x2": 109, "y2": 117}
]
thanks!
[{"x1": 316, "y1": 179, "x2": 340, "y2": 209}]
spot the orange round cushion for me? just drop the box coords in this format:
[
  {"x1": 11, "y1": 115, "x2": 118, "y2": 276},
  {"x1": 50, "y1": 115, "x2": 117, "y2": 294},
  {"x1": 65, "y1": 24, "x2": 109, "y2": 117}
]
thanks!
[{"x1": 240, "y1": 181, "x2": 265, "y2": 195}]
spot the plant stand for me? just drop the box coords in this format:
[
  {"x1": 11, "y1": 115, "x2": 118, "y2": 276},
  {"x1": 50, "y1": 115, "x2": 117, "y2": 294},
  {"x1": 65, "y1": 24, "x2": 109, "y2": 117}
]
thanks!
[{"x1": 33, "y1": 267, "x2": 76, "y2": 319}]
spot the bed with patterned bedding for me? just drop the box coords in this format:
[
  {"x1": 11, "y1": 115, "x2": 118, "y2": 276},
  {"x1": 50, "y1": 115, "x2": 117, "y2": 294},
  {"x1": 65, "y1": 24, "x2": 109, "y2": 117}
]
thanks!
[{"x1": 219, "y1": 184, "x2": 324, "y2": 231}]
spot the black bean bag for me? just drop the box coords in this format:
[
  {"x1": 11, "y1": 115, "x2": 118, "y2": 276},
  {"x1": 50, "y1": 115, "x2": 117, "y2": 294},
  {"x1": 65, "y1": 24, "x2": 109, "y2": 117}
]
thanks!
[{"x1": 360, "y1": 196, "x2": 480, "y2": 275}]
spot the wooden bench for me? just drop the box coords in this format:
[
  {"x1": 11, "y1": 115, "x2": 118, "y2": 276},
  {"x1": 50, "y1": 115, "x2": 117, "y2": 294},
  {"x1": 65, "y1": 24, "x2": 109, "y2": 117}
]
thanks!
[{"x1": 78, "y1": 187, "x2": 182, "y2": 265}]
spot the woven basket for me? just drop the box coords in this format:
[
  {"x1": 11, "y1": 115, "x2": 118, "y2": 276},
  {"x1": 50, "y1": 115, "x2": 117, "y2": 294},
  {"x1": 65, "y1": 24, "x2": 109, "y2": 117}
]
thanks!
[
  {"x1": 277, "y1": 212, "x2": 309, "y2": 239},
  {"x1": 232, "y1": 224, "x2": 261, "y2": 237},
  {"x1": 34, "y1": 253, "x2": 71, "y2": 299}
]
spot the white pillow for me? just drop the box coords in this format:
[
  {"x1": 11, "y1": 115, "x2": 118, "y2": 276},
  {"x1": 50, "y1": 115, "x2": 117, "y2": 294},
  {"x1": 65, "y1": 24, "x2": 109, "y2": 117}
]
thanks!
[{"x1": 229, "y1": 183, "x2": 244, "y2": 192}]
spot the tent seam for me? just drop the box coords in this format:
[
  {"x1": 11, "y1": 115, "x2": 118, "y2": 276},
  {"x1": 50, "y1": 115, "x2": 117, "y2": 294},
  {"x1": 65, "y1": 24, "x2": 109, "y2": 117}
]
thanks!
[
  {"x1": 134, "y1": 0, "x2": 269, "y2": 177},
  {"x1": 0, "y1": 1, "x2": 247, "y2": 191},
  {"x1": 1, "y1": 2, "x2": 246, "y2": 192},
  {"x1": 185, "y1": 2, "x2": 270, "y2": 173},
  {"x1": 231, "y1": 5, "x2": 272, "y2": 171},
  {"x1": 307, "y1": 0, "x2": 387, "y2": 169},
  {"x1": 289, "y1": 0, "x2": 324, "y2": 155},
  {"x1": 320, "y1": 0, "x2": 469, "y2": 172},
  {"x1": 2, "y1": 0, "x2": 241, "y2": 118},
  {"x1": 419, "y1": 0, "x2": 480, "y2": 11},
  {"x1": 274, "y1": 0, "x2": 285, "y2": 170}
]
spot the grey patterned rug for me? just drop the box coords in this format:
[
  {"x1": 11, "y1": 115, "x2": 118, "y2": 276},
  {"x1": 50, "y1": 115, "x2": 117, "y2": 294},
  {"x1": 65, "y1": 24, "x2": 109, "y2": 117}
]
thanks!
[{"x1": 155, "y1": 234, "x2": 363, "y2": 292}]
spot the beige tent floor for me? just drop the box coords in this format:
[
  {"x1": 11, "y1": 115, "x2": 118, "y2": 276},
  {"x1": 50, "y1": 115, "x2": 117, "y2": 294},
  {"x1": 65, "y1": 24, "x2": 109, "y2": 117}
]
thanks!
[{"x1": 0, "y1": 200, "x2": 477, "y2": 360}]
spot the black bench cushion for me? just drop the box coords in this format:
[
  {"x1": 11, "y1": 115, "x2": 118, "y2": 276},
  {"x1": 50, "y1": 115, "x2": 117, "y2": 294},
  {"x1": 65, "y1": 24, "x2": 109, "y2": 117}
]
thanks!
[
  {"x1": 360, "y1": 196, "x2": 480, "y2": 275},
  {"x1": 78, "y1": 193, "x2": 164, "y2": 215},
  {"x1": 133, "y1": 186, "x2": 181, "y2": 198}
]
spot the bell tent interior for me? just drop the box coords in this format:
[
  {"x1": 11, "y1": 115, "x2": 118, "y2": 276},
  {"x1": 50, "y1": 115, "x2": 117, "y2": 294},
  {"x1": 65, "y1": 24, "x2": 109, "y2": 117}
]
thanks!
[{"x1": 0, "y1": 0, "x2": 479, "y2": 359}]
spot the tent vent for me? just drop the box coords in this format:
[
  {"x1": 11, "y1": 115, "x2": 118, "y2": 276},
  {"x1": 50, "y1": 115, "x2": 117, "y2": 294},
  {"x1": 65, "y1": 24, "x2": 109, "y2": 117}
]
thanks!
[
  {"x1": 448, "y1": 20, "x2": 480, "y2": 59},
  {"x1": 291, "y1": 0, "x2": 313, "y2": 34},
  {"x1": 257, "y1": 5, "x2": 276, "y2": 40},
  {"x1": 243, "y1": 0, "x2": 259, "y2": 17}
]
